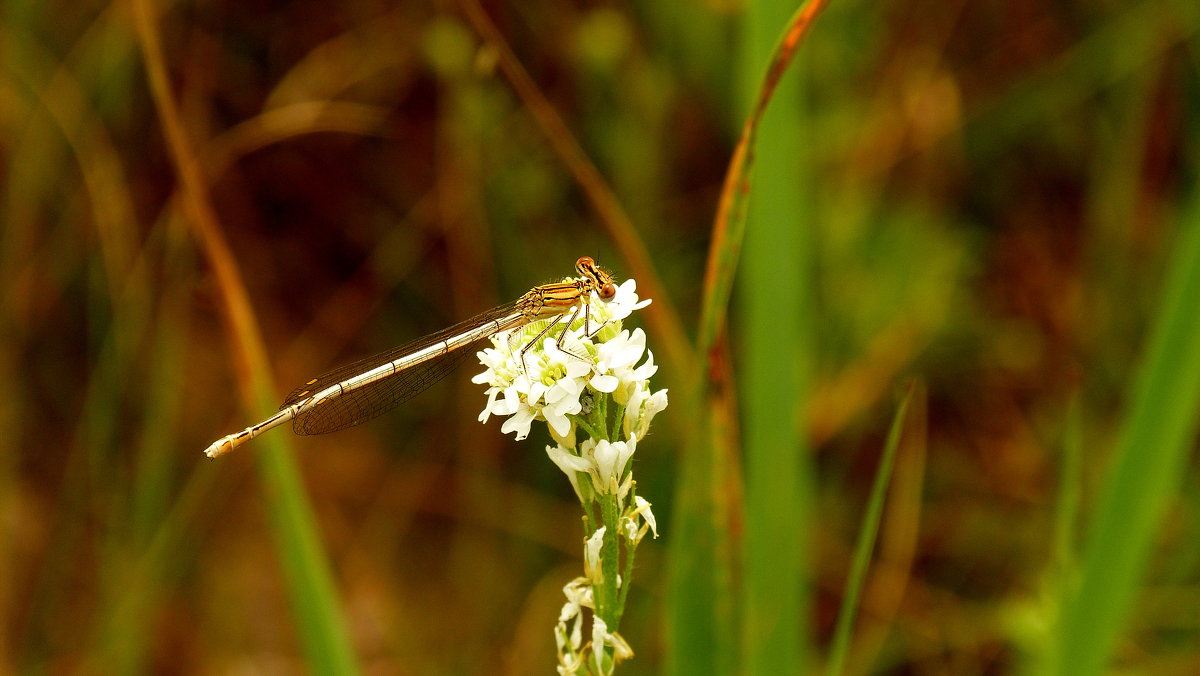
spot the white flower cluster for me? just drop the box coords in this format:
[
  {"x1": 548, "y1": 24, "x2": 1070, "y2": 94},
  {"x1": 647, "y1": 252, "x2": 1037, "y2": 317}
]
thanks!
[
  {"x1": 473, "y1": 278, "x2": 664, "y2": 446},
  {"x1": 472, "y1": 276, "x2": 666, "y2": 675},
  {"x1": 555, "y1": 575, "x2": 633, "y2": 676}
]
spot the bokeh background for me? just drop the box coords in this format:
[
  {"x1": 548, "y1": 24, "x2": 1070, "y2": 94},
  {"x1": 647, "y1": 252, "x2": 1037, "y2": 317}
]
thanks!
[{"x1": 3, "y1": 0, "x2": 1199, "y2": 673}]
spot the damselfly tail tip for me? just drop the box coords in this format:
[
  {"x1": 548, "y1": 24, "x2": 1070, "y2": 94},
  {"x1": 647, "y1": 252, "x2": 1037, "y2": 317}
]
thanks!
[{"x1": 203, "y1": 435, "x2": 237, "y2": 458}]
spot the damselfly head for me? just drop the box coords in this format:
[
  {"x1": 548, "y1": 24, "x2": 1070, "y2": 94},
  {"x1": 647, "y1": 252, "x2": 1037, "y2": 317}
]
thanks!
[{"x1": 575, "y1": 256, "x2": 618, "y2": 299}]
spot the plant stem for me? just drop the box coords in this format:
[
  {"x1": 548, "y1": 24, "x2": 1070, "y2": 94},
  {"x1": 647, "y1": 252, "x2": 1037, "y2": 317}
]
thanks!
[
  {"x1": 617, "y1": 532, "x2": 637, "y2": 616},
  {"x1": 612, "y1": 402, "x2": 626, "y2": 440},
  {"x1": 595, "y1": 392, "x2": 610, "y2": 441},
  {"x1": 571, "y1": 413, "x2": 603, "y2": 441},
  {"x1": 599, "y1": 494, "x2": 622, "y2": 625}
]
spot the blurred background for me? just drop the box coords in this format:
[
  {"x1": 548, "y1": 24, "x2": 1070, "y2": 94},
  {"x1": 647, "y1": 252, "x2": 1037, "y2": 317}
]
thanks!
[{"x1": 2, "y1": 0, "x2": 1198, "y2": 673}]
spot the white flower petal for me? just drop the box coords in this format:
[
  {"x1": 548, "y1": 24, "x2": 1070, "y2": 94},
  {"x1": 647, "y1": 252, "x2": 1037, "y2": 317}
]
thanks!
[
  {"x1": 551, "y1": 393, "x2": 583, "y2": 418},
  {"x1": 587, "y1": 438, "x2": 633, "y2": 493},
  {"x1": 478, "y1": 388, "x2": 500, "y2": 423},
  {"x1": 547, "y1": 444, "x2": 592, "y2": 477},
  {"x1": 501, "y1": 406, "x2": 536, "y2": 440},
  {"x1": 549, "y1": 420, "x2": 577, "y2": 449},
  {"x1": 610, "y1": 631, "x2": 634, "y2": 660},
  {"x1": 558, "y1": 599, "x2": 580, "y2": 624},
  {"x1": 649, "y1": 388, "x2": 668, "y2": 413},
  {"x1": 498, "y1": 386, "x2": 520, "y2": 414},
  {"x1": 589, "y1": 374, "x2": 619, "y2": 393},
  {"x1": 631, "y1": 347, "x2": 658, "y2": 380},
  {"x1": 603, "y1": 279, "x2": 650, "y2": 322},
  {"x1": 622, "y1": 386, "x2": 647, "y2": 435},
  {"x1": 545, "y1": 408, "x2": 573, "y2": 438},
  {"x1": 594, "y1": 441, "x2": 619, "y2": 483},
  {"x1": 585, "y1": 527, "x2": 605, "y2": 583},
  {"x1": 592, "y1": 616, "x2": 608, "y2": 673},
  {"x1": 634, "y1": 495, "x2": 658, "y2": 538},
  {"x1": 565, "y1": 360, "x2": 592, "y2": 378},
  {"x1": 615, "y1": 434, "x2": 637, "y2": 478},
  {"x1": 527, "y1": 380, "x2": 547, "y2": 405}
]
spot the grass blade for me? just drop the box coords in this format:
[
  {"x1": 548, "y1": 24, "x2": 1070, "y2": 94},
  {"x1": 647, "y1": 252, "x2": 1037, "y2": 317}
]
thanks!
[
  {"x1": 739, "y1": 0, "x2": 827, "y2": 672},
  {"x1": 254, "y1": 420, "x2": 360, "y2": 675},
  {"x1": 130, "y1": 0, "x2": 359, "y2": 671},
  {"x1": 1053, "y1": 393, "x2": 1083, "y2": 582},
  {"x1": 826, "y1": 386, "x2": 913, "y2": 676},
  {"x1": 666, "y1": 345, "x2": 742, "y2": 675},
  {"x1": 696, "y1": 0, "x2": 832, "y2": 354},
  {"x1": 670, "y1": 2, "x2": 831, "y2": 672},
  {"x1": 1046, "y1": 191, "x2": 1200, "y2": 675}
]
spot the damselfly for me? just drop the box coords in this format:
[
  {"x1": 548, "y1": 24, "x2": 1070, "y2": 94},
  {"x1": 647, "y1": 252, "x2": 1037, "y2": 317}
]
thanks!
[{"x1": 204, "y1": 256, "x2": 617, "y2": 458}]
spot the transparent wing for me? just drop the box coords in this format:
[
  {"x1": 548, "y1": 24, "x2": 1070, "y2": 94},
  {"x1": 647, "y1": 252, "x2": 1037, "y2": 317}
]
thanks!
[
  {"x1": 292, "y1": 347, "x2": 477, "y2": 435},
  {"x1": 280, "y1": 299, "x2": 524, "y2": 436}
]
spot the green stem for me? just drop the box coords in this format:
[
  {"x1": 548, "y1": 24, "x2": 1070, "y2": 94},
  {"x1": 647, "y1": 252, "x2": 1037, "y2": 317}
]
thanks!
[
  {"x1": 611, "y1": 401, "x2": 626, "y2": 441},
  {"x1": 615, "y1": 484, "x2": 638, "y2": 616},
  {"x1": 594, "y1": 391, "x2": 610, "y2": 441},
  {"x1": 578, "y1": 473, "x2": 598, "y2": 531},
  {"x1": 570, "y1": 413, "x2": 603, "y2": 441},
  {"x1": 617, "y1": 536, "x2": 637, "y2": 621},
  {"x1": 599, "y1": 493, "x2": 622, "y2": 625}
]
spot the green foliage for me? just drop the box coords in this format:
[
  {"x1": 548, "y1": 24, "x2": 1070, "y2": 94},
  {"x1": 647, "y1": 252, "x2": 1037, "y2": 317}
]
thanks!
[{"x1": 1045, "y1": 185, "x2": 1200, "y2": 676}]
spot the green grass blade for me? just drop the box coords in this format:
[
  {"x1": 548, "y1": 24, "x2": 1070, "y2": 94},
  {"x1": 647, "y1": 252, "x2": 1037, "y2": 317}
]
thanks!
[
  {"x1": 669, "y1": 1, "x2": 830, "y2": 672},
  {"x1": 99, "y1": 464, "x2": 222, "y2": 675},
  {"x1": 254, "y1": 426, "x2": 361, "y2": 676},
  {"x1": 739, "y1": 0, "x2": 817, "y2": 672},
  {"x1": 666, "y1": 372, "x2": 741, "y2": 675},
  {"x1": 826, "y1": 386, "x2": 913, "y2": 676},
  {"x1": 240, "y1": 362, "x2": 359, "y2": 676},
  {"x1": 1053, "y1": 393, "x2": 1083, "y2": 582},
  {"x1": 1046, "y1": 193, "x2": 1200, "y2": 675}
]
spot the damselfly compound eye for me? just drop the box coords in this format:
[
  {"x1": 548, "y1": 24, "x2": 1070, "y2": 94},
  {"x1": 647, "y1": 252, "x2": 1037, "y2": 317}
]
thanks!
[{"x1": 600, "y1": 282, "x2": 616, "y2": 299}]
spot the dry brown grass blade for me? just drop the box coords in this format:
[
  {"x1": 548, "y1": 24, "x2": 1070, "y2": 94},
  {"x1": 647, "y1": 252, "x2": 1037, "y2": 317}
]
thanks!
[
  {"x1": 212, "y1": 102, "x2": 394, "y2": 172},
  {"x1": 455, "y1": 0, "x2": 694, "y2": 376},
  {"x1": 131, "y1": 5, "x2": 358, "y2": 670},
  {"x1": 129, "y1": 0, "x2": 269, "y2": 402}
]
